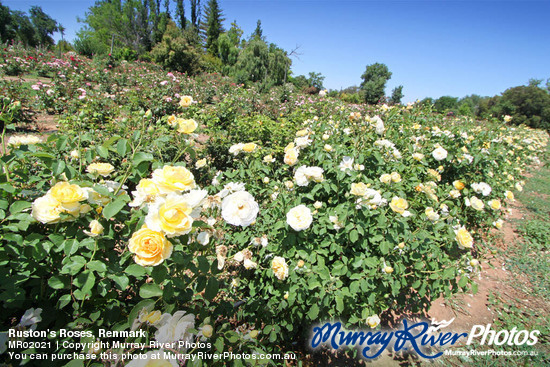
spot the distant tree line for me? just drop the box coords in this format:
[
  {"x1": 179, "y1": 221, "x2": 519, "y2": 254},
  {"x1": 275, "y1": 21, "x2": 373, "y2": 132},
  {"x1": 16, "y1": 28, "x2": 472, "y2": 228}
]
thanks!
[
  {"x1": 419, "y1": 78, "x2": 550, "y2": 130},
  {"x1": 0, "y1": 1, "x2": 62, "y2": 48}
]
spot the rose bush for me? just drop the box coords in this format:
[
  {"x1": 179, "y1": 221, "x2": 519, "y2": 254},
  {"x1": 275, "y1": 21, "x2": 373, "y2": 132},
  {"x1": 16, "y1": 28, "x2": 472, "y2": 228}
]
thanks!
[{"x1": 1, "y1": 48, "x2": 548, "y2": 366}]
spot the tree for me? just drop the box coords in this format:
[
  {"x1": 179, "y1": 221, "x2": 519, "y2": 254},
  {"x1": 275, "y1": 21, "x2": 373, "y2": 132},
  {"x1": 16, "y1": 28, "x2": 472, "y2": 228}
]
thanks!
[
  {"x1": 190, "y1": 0, "x2": 201, "y2": 28},
  {"x1": 0, "y1": 1, "x2": 14, "y2": 43},
  {"x1": 76, "y1": 0, "x2": 156, "y2": 56},
  {"x1": 497, "y1": 85, "x2": 550, "y2": 130},
  {"x1": 252, "y1": 20, "x2": 263, "y2": 40},
  {"x1": 201, "y1": 0, "x2": 224, "y2": 55},
  {"x1": 360, "y1": 63, "x2": 392, "y2": 104},
  {"x1": 29, "y1": 6, "x2": 59, "y2": 46},
  {"x1": 307, "y1": 72, "x2": 324, "y2": 90},
  {"x1": 390, "y1": 85, "x2": 404, "y2": 105},
  {"x1": 150, "y1": 21, "x2": 202, "y2": 75},
  {"x1": 434, "y1": 96, "x2": 459, "y2": 113},
  {"x1": 175, "y1": 0, "x2": 186, "y2": 29},
  {"x1": 11, "y1": 10, "x2": 38, "y2": 47}
]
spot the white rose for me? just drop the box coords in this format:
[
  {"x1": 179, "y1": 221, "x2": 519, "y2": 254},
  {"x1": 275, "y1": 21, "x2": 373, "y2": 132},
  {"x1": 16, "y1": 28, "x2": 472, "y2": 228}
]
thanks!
[
  {"x1": 154, "y1": 311, "x2": 195, "y2": 345},
  {"x1": 432, "y1": 147, "x2": 448, "y2": 161},
  {"x1": 221, "y1": 191, "x2": 259, "y2": 227},
  {"x1": 286, "y1": 205, "x2": 313, "y2": 231}
]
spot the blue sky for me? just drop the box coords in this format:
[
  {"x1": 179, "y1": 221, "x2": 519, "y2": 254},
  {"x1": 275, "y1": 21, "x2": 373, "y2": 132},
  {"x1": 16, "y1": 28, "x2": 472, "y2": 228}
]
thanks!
[{"x1": 3, "y1": 0, "x2": 549, "y2": 102}]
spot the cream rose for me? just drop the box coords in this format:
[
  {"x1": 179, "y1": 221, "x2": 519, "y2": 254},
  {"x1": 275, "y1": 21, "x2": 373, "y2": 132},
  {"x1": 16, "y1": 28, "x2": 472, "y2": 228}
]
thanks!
[
  {"x1": 177, "y1": 118, "x2": 198, "y2": 134},
  {"x1": 366, "y1": 315, "x2": 380, "y2": 328},
  {"x1": 284, "y1": 147, "x2": 299, "y2": 166},
  {"x1": 32, "y1": 195, "x2": 63, "y2": 224},
  {"x1": 455, "y1": 226, "x2": 474, "y2": 249},
  {"x1": 350, "y1": 182, "x2": 369, "y2": 196},
  {"x1": 179, "y1": 95, "x2": 193, "y2": 108},
  {"x1": 152, "y1": 165, "x2": 196, "y2": 194},
  {"x1": 128, "y1": 227, "x2": 173, "y2": 266},
  {"x1": 86, "y1": 162, "x2": 115, "y2": 177},
  {"x1": 145, "y1": 194, "x2": 194, "y2": 237},
  {"x1": 84, "y1": 219, "x2": 104, "y2": 237},
  {"x1": 390, "y1": 197, "x2": 409, "y2": 216},
  {"x1": 272, "y1": 256, "x2": 289, "y2": 280},
  {"x1": 286, "y1": 205, "x2": 313, "y2": 231},
  {"x1": 221, "y1": 191, "x2": 259, "y2": 227}
]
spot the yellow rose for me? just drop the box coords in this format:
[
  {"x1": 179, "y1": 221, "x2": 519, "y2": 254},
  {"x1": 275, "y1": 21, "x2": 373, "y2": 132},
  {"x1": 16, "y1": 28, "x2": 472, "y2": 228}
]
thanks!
[
  {"x1": 296, "y1": 129, "x2": 308, "y2": 137},
  {"x1": 242, "y1": 142, "x2": 258, "y2": 152},
  {"x1": 195, "y1": 158, "x2": 207, "y2": 169},
  {"x1": 489, "y1": 199, "x2": 501, "y2": 210},
  {"x1": 350, "y1": 182, "x2": 369, "y2": 196},
  {"x1": 152, "y1": 165, "x2": 196, "y2": 194},
  {"x1": 179, "y1": 95, "x2": 193, "y2": 108},
  {"x1": 32, "y1": 195, "x2": 63, "y2": 224},
  {"x1": 297, "y1": 260, "x2": 305, "y2": 268},
  {"x1": 383, "y1": 266, "x2": 394, "y2": 274},
  {"x1": 48, "y1": 181, "x2": 86, "y2": 205},
  {"x1": 379, "y1": 174, "x2": 392, "y2": 184},
  {"x1": 453, "y1": 180, "x2": 465, "y2": 190},
  {"x1": 272, "y1": 256, "x2": 289, "y2": 280},
  {"x1": 391, "y1": 172, "x2": 402, "y2": 183},
  {"x1": 139, "y1": 309, "x2": 162, "y2": 325},
  {"x1": 167, "y1": 115, "x2": 177, "y2": 126},
  {"x1": 390, "y1": 197, "x2": 409, "y2": 214},
  {"x1": 145, "y1": 195, "x2": 194, "y2": 236},
  {"x1": 138, "y1": 178, "x2": 160, "y2": 197},
  {"x1": 176, "y1": 119, "x2": 198, "y2": 134},
  {"x1": 84, "y1": 219, "x2": 104, "y2": 237},
  {"x1": 505, "y1": 190, "x2": 515, "y2": 201},
  {"x1": 128, "y1": 227, "x2": 173, "y2": 266},
  {"x1": 201, "y1": 325, "x2": 213, "y2": 338},
  {"x1": 455, "y1": 227, "x2": 474, "y2": 249},
  {"x1": 86, "y1": 162, "x2": 115, "y2": 177},
  {"x1": 470, "y1": 196, "x2": 485, "y2": 211},
  {"x1": 284, "y1": 147, "x2": 299, "y2": 166}
]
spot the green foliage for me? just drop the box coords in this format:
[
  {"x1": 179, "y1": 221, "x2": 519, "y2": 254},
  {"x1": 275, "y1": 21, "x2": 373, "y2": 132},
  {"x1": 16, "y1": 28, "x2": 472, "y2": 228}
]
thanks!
[
  {"x1": 201, "y1": 0, "x2": 225, "y2": 55},
  {"x1": 390, "y1": 85, "x2": 403, "y2": 105},
  {"x1": 150, "y1": 21, "x2": 203, "y2": 75},
  {"x1": 434, "y1": 95, "x2": 459, "y2": 114},
  {"x1": 497, "y1": 85, "x2": 550, "y2": 130},
  {"x1": 360, "y1": 62, "x2": 392, "y2": 104},
  {"x1": 29, "y1": 6, "x2": 59, "y2": 47}
]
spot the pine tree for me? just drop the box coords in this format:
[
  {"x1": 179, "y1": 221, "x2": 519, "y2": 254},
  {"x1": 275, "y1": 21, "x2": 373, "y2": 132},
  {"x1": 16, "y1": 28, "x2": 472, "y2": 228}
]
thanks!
[
  {"x1": 190, "y1": 0, "x2": 201, "y2": 28},
  {"x1": 201, "y1": 0, "x2": 224, "y2": 55},
  {"x1": 176, "y1": 0, "x2": 186, "y2": 29}
]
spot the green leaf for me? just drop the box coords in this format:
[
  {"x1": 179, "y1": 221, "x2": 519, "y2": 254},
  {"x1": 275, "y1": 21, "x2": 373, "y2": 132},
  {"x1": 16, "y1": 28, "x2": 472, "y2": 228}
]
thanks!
[
  {"x1": 52, "y1": 160, "x2": 66, "y2": 176},
  {"x1": 197, "y1": 256, "x2": 210, "y2": 273},
  {"x1": 349, "y1": 229, "x2": 359, "y2": 243},
  {"x1": 61, "y1": 256, "x2": 87, "y2": 275},
  {"x1": 308, "y1": 304, "x2": 319, "y2": 319},
  {"x1": 133, "y1": 152, "x2": 154, "y2": 166},
  {"x1": 117, "y1": 139, "x2": 129, "y2": 156},
  {"x1": 335, "y1": 296, "x2": 344, "y2": 312},
  {"x1": 102, "y1": 194, "x2": 130, "y2": 219},
  {"x1": 87, "y1": 261, "x2": 107, "y2": 274},
  {"x1": 48, "y1": 275, "x2": 70, "y2": 289},
  {"x1": 125, "y1": 264, "x2": 147, "y2": 277},
  {"x1": 63, "y1": 239, "x2": 80, "y2": 256},
  {"x1": 9, "y1": 201, "x2": 31, "y2": 215},
  {"x1": 102, "y1": 135, "x2": 120, "y2": 150},
  {"x1": 379, "y1": 241, "x2": 390, "y2": 255},
  {"x1": 458, "y1": 276, "x2": 468, "y2": 288},
  {"x1": 96, "y1": 146, "x2": 109, "y2": 158},
  {"x1": 139, "y1": 283, "x2": 163, "y2": 298},
  {"x1": 110, "y1": 274, "x2": 129, "y2": 290},
  {"x1": 204, "y1": 278, "x2": 219, "y2": 301}
]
